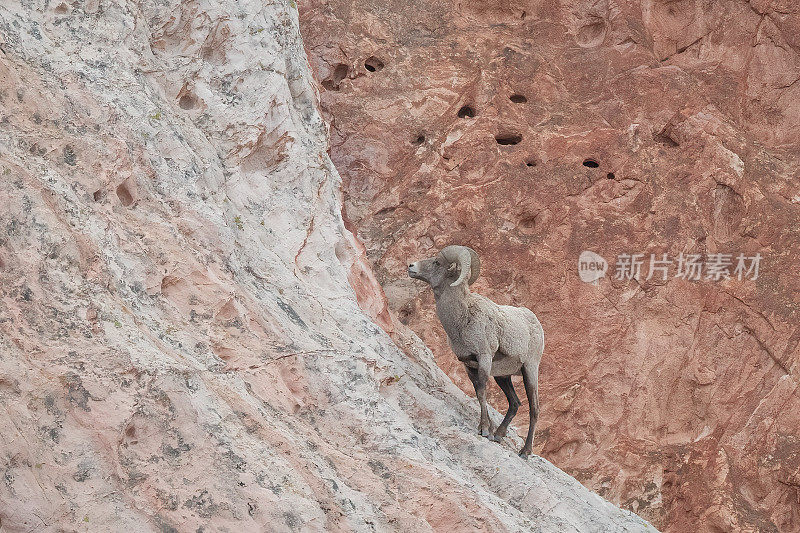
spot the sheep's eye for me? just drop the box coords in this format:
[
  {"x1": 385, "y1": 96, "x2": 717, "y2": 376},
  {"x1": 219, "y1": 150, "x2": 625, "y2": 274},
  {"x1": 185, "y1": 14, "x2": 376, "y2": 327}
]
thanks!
[{"x1": 433, "y1": 260, "x2": 440, "y2": 266}]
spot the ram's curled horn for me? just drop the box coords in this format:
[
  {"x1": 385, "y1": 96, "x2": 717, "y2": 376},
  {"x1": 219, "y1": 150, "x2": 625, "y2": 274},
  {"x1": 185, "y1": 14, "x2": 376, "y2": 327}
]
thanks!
[{"x1": 439, "y1": 245, "x2": 481, "y2": 286}]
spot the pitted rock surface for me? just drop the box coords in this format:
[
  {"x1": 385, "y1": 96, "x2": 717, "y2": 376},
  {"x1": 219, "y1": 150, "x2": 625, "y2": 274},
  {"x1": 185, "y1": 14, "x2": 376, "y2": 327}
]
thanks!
[{"x1": 300, "y1": 1, "x2": 800, "y2": 530}]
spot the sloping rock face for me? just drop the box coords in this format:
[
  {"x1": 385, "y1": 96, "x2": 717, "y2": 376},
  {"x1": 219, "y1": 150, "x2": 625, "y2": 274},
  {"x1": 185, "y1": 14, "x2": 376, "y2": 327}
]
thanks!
[
  {"x1": 299, "y1": 0, "x2": 800, "y2": 531},
  {"x1": 0, "y1": 0, "x2": 655, "y2": 531}
]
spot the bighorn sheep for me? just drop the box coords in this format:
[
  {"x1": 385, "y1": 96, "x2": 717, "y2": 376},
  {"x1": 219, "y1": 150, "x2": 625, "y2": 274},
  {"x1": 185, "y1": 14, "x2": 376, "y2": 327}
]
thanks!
[{"x1": 408, "y1": 245, "x2": 544, "y2": 457}]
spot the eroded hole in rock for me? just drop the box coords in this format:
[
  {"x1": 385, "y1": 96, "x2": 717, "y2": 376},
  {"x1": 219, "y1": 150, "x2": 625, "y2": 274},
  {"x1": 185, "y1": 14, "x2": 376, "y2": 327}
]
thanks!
[
  {"x1": 496, "y1": 134, "x2": 522, "y2": 145},
  {"x1": 364, "y1": 56, "x2": 384, "y2": 72},
  {"x1": 457, "y1": 105, "x2": 476, "y2": 118},
  {"x1": 525, "y1": 159, "x2": 537, "y2": 167},
  {"x1": 160, "y1": 275, "x2": 180, "y2": 295},
  {"x1": 0, "y1": 377, "x2": 19, "y2": 394},
  {"x1": 375, "y1": 205, "x2": 397, "y2": 216},
  {"x1": 93, "y1": 190, "x2": 104, "y2": 202},
  {"x1": 0, "y1": 255, "x2": 5, "y2": 270},
  {"x1": 54, "y1": 2, "x2": 68, "y2": 14},
  {"x1": 398, "y1": 305, "x2": 413, "y2": 325},
  {"x1": 520, "y1": 215, "x2": 537, "y2": 229},
  {"x1": 654, "y1": 131, "x2": 679, "y2": 147},
  {"x1": 412, "y1": 134, "x2": 425, "y2": 145},
  {"x1": 576, "y1": 20, "x2": 607, "y2": 48},
  {"x1": 116, "y1": 182, "x2": 134, "y2": 207},
  {"x1": 607, "y1": 172, "x2": 616, "y2": 179},
  {"x1": 178, "y1": 94, "x2": 196, "y2": 110},
  {"x1": 123, "y1": 424, "x2": 138, "y2": 446},
  {"x1": 583, "y1": 159, "x2": 599, "y2": 168},
  {"x1": 509, "y1": 94, "x2": 527, "y2": 103},
  {"x1": 322, "y1": 63, "x2": 349, "y2": 91}
]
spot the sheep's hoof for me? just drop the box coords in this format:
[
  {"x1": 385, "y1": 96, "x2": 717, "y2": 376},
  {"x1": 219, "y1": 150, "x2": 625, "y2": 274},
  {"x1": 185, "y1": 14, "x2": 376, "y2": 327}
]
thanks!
[
  {"x1": 518, "y1": 448, "x2": 532, "y2": 458},
  {"x1": 487, "y1": 434, "x2": 501, "y2": 442},
  {"x1": 479, "y1": 428, "x2": 492, "y2": 439},
  {"x1": 493, "y1": 429, "x2": 507, "y2": 440}
]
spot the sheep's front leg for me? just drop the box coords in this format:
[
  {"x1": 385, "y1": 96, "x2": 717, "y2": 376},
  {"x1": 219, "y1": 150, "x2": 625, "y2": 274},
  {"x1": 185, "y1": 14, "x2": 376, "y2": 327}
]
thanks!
[{"x1": 467, "y1": 355, "x2": 493, "y2": 438}]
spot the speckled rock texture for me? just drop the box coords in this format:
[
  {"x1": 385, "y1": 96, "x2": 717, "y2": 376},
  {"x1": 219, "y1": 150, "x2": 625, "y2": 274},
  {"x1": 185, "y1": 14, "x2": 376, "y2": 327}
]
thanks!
[
  {"x1": 299, "y1": 0, "x2": 800, "y2": 531},
  {"x1": 0, "y1": 1, "x2": 655, "y2": 531}
]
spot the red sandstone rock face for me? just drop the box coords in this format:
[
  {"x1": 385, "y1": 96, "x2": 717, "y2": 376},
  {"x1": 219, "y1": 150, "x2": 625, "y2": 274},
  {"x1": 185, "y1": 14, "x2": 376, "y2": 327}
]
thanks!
[{"x1": 300, "y1": 1, "x2": 800, "y2": 530}]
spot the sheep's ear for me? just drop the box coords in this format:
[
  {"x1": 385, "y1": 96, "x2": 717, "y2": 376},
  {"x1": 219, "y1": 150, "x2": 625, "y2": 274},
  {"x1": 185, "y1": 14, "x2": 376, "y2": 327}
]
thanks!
[{"x1": 447, "y1": 262, "x2": 457, "y2": 272}]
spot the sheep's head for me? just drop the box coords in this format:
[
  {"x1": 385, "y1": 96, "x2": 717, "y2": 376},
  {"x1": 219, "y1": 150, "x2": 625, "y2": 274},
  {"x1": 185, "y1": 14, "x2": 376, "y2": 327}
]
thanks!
[{"x1": 407, "y1": 245, "x2": 481, "y2": 289}]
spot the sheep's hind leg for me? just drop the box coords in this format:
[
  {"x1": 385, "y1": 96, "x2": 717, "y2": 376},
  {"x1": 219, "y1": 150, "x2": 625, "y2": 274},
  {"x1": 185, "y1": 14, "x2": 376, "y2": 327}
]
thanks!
[
  {"x1": 519, "y1": 364, "x2": 539, "y2": 458},
  {"x1": 492, "y1": 376, "x2": 520, "y2": 442}
]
